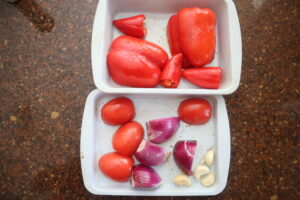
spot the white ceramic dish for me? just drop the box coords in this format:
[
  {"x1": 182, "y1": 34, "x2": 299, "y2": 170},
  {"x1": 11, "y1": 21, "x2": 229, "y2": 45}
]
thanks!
[
  {"x1": 80, "y1": 90, "x2": 231, "y2": 196},
  {"x1": 91, "y1": 0, "x2": 242, "y2": 95}
]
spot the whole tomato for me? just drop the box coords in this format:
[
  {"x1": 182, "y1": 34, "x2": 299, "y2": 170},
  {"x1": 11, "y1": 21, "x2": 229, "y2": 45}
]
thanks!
[
  {"x1": 99, "y1": 152, "x2": 134, "y2": 182},
  {"x1": 178, "y1": 98, "x2": 212, "y2": 125},
  {"x1": 113, "y1": 121, "x2": 144, "y2": 156},
  {"x1": 101, "y1": 97, "x2": 135, "y2": 125}
]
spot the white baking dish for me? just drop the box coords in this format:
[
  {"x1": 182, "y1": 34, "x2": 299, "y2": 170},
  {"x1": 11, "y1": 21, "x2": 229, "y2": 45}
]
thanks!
[
  {"x1": 80, "y1": 90, "x2": 230, "y2": 196},
  {"x1": 91, "y1": 0, "x2": 242, "y2": 94}
]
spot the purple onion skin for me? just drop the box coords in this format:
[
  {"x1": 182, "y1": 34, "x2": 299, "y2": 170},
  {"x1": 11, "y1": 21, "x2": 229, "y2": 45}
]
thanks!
[
  {"x1": 135, "y1": 140, "x2": 170, "y2": 166},
  {"x1": 130, "y1": 164, "x2": 162, "y2": 189},
  {"x1": 146, "y1": 117, "x2": 180, "y2": 144},
  {"x1": 173, "y1": 140, "x2": 197, "y2": 176}
]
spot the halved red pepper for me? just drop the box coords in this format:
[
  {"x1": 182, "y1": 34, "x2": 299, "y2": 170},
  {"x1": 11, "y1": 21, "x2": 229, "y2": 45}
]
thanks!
[
  {"x1": 113, "y1": 14, "x2": 146, "y2": 38},
  {"x1": 177, "y1": 8, "x2": 216, "y2": 67},
  {"x1": 167, "y1": 15, "x2": 191, "y2": 68},
  {"x1": 160, "y1": 53, "x2": 183, "y2": 88},
  {"x1": 167, "y1": 15, "x2": 181, "y2": 55},
  {"x1": 108, "y1": 49, "x2": 161, "y2": 87},
  {"x1": 107, "y1": 36, "x2": 168, "y2": 88},
  {"x1": 182, "y1": 67, "x2": 221, "y2": 89},
  {"x1": 111, "y1": 35, "x2": 169, "y2": 70}
]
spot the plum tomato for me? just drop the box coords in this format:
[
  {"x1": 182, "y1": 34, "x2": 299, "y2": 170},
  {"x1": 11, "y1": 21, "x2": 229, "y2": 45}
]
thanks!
[
  {"x1": 101, "y1": 97, "x2": 135, "y2": 125},
  {"x1": 178, "y1": 98, "x2": 212, "y2": 125},
  {"x1": 113, "y1": 121, "x2": 144, "y2": 156},
  {"x1": 99, "y1": 152, "x2": 134, "y2": 182}
]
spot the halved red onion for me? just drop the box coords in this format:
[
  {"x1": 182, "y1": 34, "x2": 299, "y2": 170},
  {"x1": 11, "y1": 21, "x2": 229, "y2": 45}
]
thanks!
[
  {"x1": 146, "y1": 117, "x2": 180, "y2": 144},
  {"x1": 173, "y1": 140, "x2": 197, "y2": 176},
  {"x1": 135, "y1": 140, "x2": 171, "y2": 166},
  {"x1": 130, "y1": 164, "x2": 162, "y2": 189}
]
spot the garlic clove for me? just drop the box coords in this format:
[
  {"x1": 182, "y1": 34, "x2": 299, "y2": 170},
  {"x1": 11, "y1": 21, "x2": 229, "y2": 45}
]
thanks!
[
  {"x1": 173, "y1": 174, "x2": 192, "y2": 186},
  {"x1": 201, "y1": 173, "x2": 215, "y2": 187},
  {"x1": 205, "y1": 150, "x2": 214, "y2": 166},
  {"x1": 193, "y1": 165, "x2": 210, "y2": 180}
]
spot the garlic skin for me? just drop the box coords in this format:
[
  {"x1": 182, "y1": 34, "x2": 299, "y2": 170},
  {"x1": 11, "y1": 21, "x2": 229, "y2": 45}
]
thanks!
[
  {"x1": 173, "y1": 174, "x2": 192, "y2": 186},
  {"x1": 193, "y1": 165, "x2": 210, "y2": 180},
  {"x1": 205, "y1": 150, "x2": 214, "y2": 166},
  {"x1": 201, "y1": 173, "x2": 215, "y2": 187}
]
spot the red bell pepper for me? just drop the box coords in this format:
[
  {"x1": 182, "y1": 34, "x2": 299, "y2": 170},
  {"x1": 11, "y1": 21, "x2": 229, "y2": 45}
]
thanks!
[
  {"x1": 167, "y1": 15, "x2": 181, "y2": 55},
  {"x1": 107, "y1": 36, "x2": 168, "y2": 87},
  {"x1": 182, "y1": 67, "x2": 221, "y2": 89},
  {"x1": 177, "y1": 8, "x2": 216, "y2": 67},
  {"x1": 113, "y1": 14, "x2": 146, "y2": 38},
  {"x1": 160, "y1": 53, "x2": 183, "y2": 88},
  {"x1": 111, "y1": 35, "x2": 168, "y2": 70},
  {"x1": 107, "y1": 49, "x2": 161, "y2": 88},
  {"x1": 167, "y1": 15, "x2": 191, "y2": 69}
]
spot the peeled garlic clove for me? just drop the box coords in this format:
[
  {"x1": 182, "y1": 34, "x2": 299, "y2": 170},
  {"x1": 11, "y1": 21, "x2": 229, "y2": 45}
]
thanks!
[
  {"x1": 173, "y1": 174, "x2": 192, "y2": 186},
  {"x1": 193, "y1": 165, "x2": 210, "y2": 180},
  {"x1": 201, "y1": 173, "x2": 215, "y2": 187},
  {"x1": 205, "y1": 150, "x2": 214, "y2": 166}
]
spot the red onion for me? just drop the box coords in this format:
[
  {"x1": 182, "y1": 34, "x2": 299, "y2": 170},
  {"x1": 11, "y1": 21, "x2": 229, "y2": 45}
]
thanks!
[
  {"x1": 135, "y1": 140, "x2": 171, "y2": 166},
  {"x1": 173, "y1": 140, "x2": 197, "y2": 176},
  {"x1": 130, "y1": 164, "x2": 162, "y2": 188},
  {"x1": 146, "y1": 117, "x2": 180, "y2": 144}
]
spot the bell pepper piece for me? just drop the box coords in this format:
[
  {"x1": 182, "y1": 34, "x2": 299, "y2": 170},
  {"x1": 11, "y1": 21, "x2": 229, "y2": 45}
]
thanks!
[
  {"x1": 113, "y1": 14, "x2": 146, "y2": 38},
  {"x1": 182, "y1": 67, "x2": 221, "y2": 89},
  {"x1": 167, "y1": 15, "x2": 191, "y2": 69},
  {"x1": 160, "y1": 53, "x2": 183, "y2": 88},
  {"x1": 167, "y1": 15, "x2": 181, "y2": 55}
]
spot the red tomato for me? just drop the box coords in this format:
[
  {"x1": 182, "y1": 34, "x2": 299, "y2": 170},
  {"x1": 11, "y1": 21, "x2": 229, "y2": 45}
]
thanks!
[
  {"x1": 99, "y1": 152, "x2": 134, "y2": 182},
  {"x1": 178, "y1": 98, "x2": 212, "y2": 125},
  {"x1": 113, "y1": 121, "x2": 144, "y2": 156},
  {"x1": 101, "y1": 97, "x2": 135, "y2": 125}
]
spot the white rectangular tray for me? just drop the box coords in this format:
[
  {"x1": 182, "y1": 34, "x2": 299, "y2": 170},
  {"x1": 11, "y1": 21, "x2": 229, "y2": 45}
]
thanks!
[
  {"x1": 91, "y1": 0, "x2": 242, "y2": 95},
  {"x1": 80, "y1": 89, "x2": 231, "y2": 196}
]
